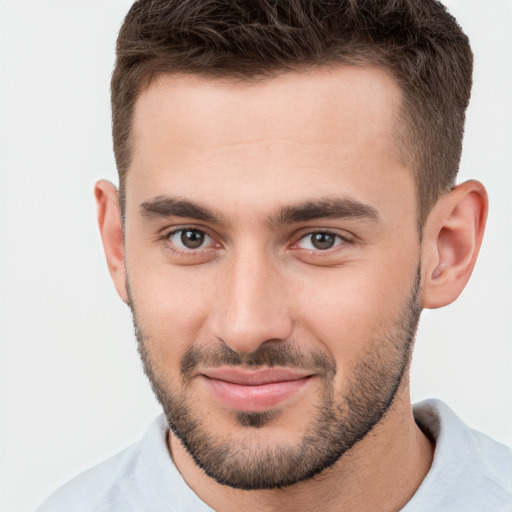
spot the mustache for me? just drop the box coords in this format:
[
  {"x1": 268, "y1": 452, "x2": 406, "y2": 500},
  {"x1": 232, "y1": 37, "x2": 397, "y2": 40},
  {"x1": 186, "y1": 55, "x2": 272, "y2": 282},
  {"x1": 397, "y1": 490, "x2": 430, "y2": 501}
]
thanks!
[{"x1": 180, "y1": 341, "x2": 336, "y2": 378}]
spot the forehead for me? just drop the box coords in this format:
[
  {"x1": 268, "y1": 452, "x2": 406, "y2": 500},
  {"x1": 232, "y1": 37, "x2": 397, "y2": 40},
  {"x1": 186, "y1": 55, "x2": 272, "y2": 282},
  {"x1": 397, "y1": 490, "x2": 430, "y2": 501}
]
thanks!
[
  {"x1": 132, "y1": 66, "x2": 402, "y2": 155},
  {"x1": 127, "y1": 66, "x2": 413, "y2": 220}
]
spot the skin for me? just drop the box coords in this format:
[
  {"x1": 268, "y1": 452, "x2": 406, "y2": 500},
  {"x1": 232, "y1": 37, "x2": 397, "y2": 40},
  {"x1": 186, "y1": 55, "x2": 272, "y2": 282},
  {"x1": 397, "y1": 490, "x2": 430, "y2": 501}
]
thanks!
[{"x1": 96, "y1": 66, "x2": 488, "y2": 511}]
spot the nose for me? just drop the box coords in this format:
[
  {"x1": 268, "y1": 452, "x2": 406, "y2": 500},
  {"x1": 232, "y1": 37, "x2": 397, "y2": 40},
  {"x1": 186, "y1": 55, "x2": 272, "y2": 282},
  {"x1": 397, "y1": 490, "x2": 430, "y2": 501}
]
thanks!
[{"x1": 211, "y1": 246, "x2": 293, "y2": 355}]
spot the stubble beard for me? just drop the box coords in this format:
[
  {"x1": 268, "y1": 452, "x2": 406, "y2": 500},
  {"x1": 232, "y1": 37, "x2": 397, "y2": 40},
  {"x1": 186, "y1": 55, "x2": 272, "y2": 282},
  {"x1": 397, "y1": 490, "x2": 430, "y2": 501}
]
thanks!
[{"x1": 129, "y1": 270, "x2": 422, "y2": 490}]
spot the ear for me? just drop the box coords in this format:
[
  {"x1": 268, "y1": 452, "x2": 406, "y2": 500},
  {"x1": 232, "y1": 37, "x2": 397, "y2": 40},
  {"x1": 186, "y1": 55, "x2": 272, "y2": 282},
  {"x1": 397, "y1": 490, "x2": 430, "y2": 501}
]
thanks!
[
  {"x1": 94, "y1": 180, "x2": 128, "y2": 303},
  {"x1": 421, "y1": 180, "x2": 488, "y2": 309}
]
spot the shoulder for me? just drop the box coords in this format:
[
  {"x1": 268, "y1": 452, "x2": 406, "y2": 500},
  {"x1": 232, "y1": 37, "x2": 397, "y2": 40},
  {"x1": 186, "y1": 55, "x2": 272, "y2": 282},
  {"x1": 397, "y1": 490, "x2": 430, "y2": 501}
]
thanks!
[
  {"x1": 405, "y1": 399, "x2": 512, "y2": 511},
  {"x1": 35, "y1": 443, "x2": 141, "y2": 512},
  {"x1": 36, "y1": 415, "x2": 213, "y2": 512},
  {"x1": 35, "y1": 415, "x2": 169, "y2": 512}
]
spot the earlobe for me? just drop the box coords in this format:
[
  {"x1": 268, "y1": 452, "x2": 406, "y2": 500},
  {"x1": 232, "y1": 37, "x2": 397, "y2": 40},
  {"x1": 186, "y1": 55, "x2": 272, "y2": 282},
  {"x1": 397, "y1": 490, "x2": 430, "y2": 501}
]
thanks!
[
  {"x1": 94, "y1": 180, "x2": 128, "y2": 303},
  {"x1": 421, "y1": 180, "x2": 488, "y2": 309}
]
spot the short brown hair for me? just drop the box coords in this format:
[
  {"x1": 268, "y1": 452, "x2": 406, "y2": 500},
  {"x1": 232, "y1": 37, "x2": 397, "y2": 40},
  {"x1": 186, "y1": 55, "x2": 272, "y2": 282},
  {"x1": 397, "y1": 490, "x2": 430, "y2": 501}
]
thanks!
[{"x1": 111, "y1": 0, "x2": 473, "y2": 227}]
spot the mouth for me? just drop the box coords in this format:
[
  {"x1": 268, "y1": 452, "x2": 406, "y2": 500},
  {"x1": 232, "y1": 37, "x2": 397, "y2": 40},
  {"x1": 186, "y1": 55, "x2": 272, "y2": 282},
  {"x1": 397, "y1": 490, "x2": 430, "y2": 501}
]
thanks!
[{"x1": 199, "y1": 367, "x2": 314, "y2": 412}]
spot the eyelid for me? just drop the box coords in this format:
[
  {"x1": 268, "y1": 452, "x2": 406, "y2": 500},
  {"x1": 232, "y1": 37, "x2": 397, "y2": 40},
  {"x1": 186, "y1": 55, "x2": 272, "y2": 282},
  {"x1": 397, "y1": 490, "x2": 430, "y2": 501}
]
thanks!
[
  {"x1": 158, "y1": 225, "x2": 355, "y2": 257},
  {"x1": 169, "y1": 228, "x2": 213, "y2": 249},
  {"x1": 291, "y1": 226, "x2": 353, "y2": 245},
  {"x1": 297, "y1": 231, "x2": 346, "y2": 250},
  {"x1": 160, "y1": 223, "x2": 215, "y2": 240},
  {"x1": 160, "y1": 225, "x2": 222, "y2": 255}
]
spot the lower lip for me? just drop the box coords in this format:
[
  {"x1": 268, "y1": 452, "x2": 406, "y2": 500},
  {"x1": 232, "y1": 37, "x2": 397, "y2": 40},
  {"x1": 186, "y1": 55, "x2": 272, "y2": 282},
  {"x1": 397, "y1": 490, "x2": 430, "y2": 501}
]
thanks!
[{"x1": 203, "y1": 376, "x2": 312, "y2": 412}]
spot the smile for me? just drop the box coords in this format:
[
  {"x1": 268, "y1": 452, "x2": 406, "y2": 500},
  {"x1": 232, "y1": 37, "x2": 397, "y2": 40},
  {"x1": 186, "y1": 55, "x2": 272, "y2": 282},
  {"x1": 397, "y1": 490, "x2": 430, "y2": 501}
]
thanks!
[{"x1": 200, "y1": 367, "x2": 314, "y2": 412}]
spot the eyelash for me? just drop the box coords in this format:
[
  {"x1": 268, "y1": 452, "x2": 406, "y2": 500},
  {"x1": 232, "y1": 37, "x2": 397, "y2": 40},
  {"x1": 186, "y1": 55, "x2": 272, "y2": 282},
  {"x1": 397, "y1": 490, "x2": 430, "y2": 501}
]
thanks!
[
  {"x1": 161, "y1": 227, "x2": 352, "y2": 258},
  {"x1": 162, "y1": 228, "x2": 218, "y2": 255},
  {"x1": 294, "y1": 231, "x2": 348, "y2": 251}
]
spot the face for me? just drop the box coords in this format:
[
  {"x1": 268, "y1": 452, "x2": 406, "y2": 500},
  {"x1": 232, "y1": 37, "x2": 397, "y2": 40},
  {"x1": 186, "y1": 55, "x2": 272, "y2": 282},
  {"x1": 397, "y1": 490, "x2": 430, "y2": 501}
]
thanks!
[{"x1": 123, "y1": 67, "x2": 423, "y2": 489}]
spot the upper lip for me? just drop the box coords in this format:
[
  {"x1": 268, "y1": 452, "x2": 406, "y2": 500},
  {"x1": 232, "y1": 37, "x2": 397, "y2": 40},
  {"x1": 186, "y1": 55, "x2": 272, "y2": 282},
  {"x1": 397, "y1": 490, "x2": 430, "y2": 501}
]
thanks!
[{"x1": 201, "y1": 367, "x2": 313, "y2": 386}]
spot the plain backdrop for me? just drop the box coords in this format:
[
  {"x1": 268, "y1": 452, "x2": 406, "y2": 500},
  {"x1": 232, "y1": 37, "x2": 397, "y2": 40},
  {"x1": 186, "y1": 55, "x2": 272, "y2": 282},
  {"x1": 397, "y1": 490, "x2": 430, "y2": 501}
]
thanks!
[{"x1": 1, "y1": 1, "x2": 511, "y2": 511}]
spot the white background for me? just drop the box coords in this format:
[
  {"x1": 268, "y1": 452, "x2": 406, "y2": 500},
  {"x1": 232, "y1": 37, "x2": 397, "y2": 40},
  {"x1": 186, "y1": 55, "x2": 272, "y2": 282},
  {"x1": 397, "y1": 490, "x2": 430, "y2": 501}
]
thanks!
[{"x1": 1, "y1": 1, "x2": 511, "y2": 511}]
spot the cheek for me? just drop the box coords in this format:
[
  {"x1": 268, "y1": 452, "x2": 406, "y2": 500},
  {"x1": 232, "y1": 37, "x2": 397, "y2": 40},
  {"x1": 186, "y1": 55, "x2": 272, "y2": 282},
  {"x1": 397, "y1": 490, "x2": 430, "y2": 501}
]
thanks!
[
  {"x1": 128, "y1": 264, "x2": 217, "y2": 367},
  {"x1": 295, "y1": 265, "x2": 415, "y2": 373}
]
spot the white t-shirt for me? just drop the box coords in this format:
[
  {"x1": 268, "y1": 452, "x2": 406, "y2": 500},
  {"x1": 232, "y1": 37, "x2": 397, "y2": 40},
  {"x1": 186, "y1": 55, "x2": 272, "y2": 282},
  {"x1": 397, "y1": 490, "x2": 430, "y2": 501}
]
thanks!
[{"x1": 36, "y1": 400, "x2": 512, "y2": 511}]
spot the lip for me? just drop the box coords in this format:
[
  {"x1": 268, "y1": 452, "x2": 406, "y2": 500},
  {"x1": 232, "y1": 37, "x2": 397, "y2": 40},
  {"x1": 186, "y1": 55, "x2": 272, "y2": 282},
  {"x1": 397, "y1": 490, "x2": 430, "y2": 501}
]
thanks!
[{"x1": 200, "y1": 367, "x2": 314, "y2": 412}]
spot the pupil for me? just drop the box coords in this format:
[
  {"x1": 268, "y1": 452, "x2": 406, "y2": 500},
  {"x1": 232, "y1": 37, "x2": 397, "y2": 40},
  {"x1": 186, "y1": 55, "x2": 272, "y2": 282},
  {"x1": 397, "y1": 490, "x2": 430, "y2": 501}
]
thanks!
[
  {"x1": 181, "y1": 230, "x2": 204, "y2": 249},
  {"x1": 312, "y1": 233, "x2": 335, "y2": 250}
]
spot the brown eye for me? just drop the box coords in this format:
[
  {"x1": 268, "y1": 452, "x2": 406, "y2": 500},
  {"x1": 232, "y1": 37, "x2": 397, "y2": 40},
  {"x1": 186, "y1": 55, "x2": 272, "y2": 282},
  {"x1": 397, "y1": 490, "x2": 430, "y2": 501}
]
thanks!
[
  {"x1": 181, "y1": 229, "x2": 204, "y2": 248},
  {"x1": 168, "y1": 229, "x2": 211, "y2": 250},
  {"x1": 298, "y1": 232, "x2": 344, "y2": 251},
  {"x1": 311, "y1": 233, "x2": 335, "y2": 250}
]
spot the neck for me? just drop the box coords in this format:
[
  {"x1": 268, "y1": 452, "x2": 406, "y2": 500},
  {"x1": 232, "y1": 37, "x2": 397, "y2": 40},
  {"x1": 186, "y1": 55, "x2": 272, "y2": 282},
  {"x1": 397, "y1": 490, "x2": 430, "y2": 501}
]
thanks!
[{"x1": 168, "y1": 385, "x2": 433, "y2": 512}]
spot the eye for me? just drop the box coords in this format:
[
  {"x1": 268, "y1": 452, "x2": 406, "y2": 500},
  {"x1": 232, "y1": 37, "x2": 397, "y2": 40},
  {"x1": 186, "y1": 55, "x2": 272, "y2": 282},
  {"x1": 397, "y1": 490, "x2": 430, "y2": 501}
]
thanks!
[
  {"x1": 168, "y1": 228, "x2": 213, "y2": 250},
  {"x1": 297, "y1": 232, "x2": 345, "y2": 251}
]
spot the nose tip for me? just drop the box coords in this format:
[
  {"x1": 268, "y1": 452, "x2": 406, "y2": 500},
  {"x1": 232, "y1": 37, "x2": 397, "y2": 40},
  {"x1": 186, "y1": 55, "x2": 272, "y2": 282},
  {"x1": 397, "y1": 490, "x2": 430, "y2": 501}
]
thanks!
[
  {"x1": 218, "y1": 310, "x2": 293, "y2": 355},
  {"x1": 211, "y1": 253, "x2": 293, "y2": 355},
  {"x1": 216, "y1": 287, "x2": 294, "y2": 354}
]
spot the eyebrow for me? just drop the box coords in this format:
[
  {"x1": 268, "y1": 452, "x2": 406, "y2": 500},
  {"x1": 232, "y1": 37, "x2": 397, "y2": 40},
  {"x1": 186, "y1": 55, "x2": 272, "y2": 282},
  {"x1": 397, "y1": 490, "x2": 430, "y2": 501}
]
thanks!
[
  {"x1": 269, "y1": 198, "x2": 380, "y2": 226},
  {"x1": 140, "y1": 196, "x2": 223, "y2": 224},
  {"x1": 139, "y1": 195, "x2": 380, "y2": 226}
]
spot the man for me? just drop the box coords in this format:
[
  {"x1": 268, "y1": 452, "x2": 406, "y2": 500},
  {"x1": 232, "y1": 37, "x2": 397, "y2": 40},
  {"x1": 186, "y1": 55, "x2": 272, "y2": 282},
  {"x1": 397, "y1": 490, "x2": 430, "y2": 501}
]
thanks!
[{"x1": 36, "y1": 0, "x2": 512, "y2": 510}]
